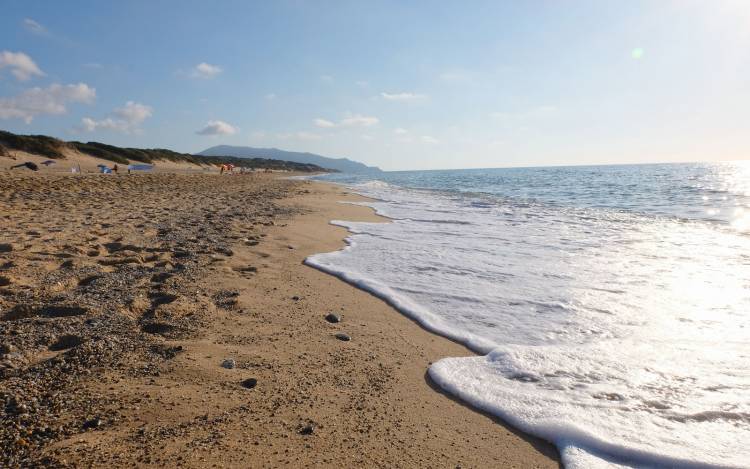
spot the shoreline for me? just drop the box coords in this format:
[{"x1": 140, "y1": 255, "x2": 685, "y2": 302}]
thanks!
[{"x1": 0, "y1": 172, "x2": 559, "y2": 467}]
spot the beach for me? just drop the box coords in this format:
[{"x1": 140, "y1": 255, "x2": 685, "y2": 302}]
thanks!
[{"x1": 0, "y1": 171, "x2": 559, "y2": 468}]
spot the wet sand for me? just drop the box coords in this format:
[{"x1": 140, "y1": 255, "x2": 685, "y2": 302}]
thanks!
[{"x1": 0, "y1": 171, "x2": 559, "y2": 467}]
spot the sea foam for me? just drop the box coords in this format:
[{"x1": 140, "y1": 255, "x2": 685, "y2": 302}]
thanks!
[{"x1": 306, "y1": 167, "x2": 750, "y2": 468}]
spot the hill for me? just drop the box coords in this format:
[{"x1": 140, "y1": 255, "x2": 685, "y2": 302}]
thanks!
[
  {"x1": 0, "y1": 130, "x2": 329, "y2": 172},
  {"x1": 198, "y1": 145, "x2": 381, "y2": 173}
]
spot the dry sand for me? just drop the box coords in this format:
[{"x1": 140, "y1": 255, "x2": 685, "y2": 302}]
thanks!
[{"x1": 0, "y1": 170, "x2": 559, "y2": 468}]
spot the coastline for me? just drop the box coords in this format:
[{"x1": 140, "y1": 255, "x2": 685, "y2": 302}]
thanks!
[{"x1": 0, "y1": 172, "x2": 559, "y2": 467}]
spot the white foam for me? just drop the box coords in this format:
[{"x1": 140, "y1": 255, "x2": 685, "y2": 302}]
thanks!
[{"x1": 305, "y1": 181, "x2": 750, "y2": 468}]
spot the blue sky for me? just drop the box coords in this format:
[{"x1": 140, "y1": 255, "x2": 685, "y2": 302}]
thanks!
[{"x1": 1, "y1": 0, "x2": 748, "y2": 170}]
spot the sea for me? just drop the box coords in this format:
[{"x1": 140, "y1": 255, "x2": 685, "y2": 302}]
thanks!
[{"x1": 305, "y1": 162, "x2": 750, "y2": 469}]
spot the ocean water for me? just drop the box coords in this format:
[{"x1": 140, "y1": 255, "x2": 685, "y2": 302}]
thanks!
[{"x1": 305, "y1": 162, "x2": 750, "y2": 468}]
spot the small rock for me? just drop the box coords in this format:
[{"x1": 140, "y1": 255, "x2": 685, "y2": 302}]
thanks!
[
  {"x1": 287, "y1": 245, "x2": 295, "y2": 250},
  {"x1": 299, "y1": 424, "x2": 315, "y2": 435},
  {"x1": 324, "y1": 313, "x2": 341, "y2": 324},
  {"x1": 334, "y1": 333, "x2": 351, "y2": 342},
  {"x1": 0, "y1": 343, "x2": 15, "y2": 355},
  {"x1": 221, "y1": 358, "x2": 236, "y2": 369},
  {"x1": 240, "y1": 378, "x2": 258, "y2": 389},
  {"x1": 83, "y1": 418, "x2": 102, "y2": 430},
  {"x1": 291, "y1": 296, "x2": 300, "y2": 301},
  {"x1": 0, "y1": 243, "x2": 12, "y2": 253}
]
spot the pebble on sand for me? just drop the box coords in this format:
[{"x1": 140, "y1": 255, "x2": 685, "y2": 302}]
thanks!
[
  {"x1": 240, "y1": 378, "x2": 258, "y2": 389},
  {"x1": 334, "y1": 332, "x2": 351, "y2": 342},
  {"x1": 221, "y1": 358, "x2": 236, "y2": 369},
  {"x1": 324, "y1": 313, "x2": 342, "y2": 323}
]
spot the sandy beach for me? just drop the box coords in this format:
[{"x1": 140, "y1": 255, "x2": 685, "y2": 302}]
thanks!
[{"x1": 0, "y1": 171, "x2": 559, "y2": 468}]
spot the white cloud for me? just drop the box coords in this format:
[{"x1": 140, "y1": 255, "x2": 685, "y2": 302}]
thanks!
[
  {"x1": 341, "y1": 114, "x2": 379, "y2": 127},
  {"x1": 381, "y1": 92, "x2": 427, "y2": 102},
  {"x1": 22, "y1": 18, "x2": 48, "y2": 36},
  {"x1": 313, "y1": 118, "x2": 336, "y2": 128},
  {"x1": 0, "y1": 51, "x2": 45, "y2": 81},
  {"x1": 421, "y1": 135, "x2": 439, "y2": 144},
  {"x1": 393, "y1": 127, "x2": 408, "y2": 135},
  {"x1": 80, "y1": 101, "x2": 153, "y2": 134},
  {"x1": 320, "y1": 74, "x2": 333, "y2": 82},
  {"x1": 361, "y1": 134, "x2": 374, "y2": 141},
  {"x1": 196, "y1": 120, "x2": 238, "y2": 136},
  {"x1": 314, "y1": 114, "x2": 379, "y2": 128},
  {"x1": 0, "y1": 83, "x2": 95, "y2": 123},
  {"x1": 192, "y1": 62, "x2": 222, "y2": 78},
  {"x1": 265, "y1": 93, "x2": 276, "y2": 100}
]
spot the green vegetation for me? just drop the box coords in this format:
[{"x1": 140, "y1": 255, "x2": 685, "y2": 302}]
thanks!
[
  {"x1": 0, "y1": 130, "x2": 67, "y2": 159},
  {"x1": 0, "y1": 129, "x2": 332, "y2": 172}
]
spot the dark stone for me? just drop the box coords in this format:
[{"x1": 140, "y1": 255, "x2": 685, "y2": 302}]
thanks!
[
  {"x1": 82, "y1": 418, "x2": 102, "y2": 430},
  {"x1": 0, "y1": 244, "x2": 13, "y2": 253},
  {"x1": 299, "y1": 424, "x2": 315, "y2": 435},
  {"x1": 240, "y1": 378, "x2": 258, "y2": 389},
  {"x1": 324, "y1": 313, "x2": 341, "y2": 324},
  {"x1": 291, "y1": 296, "x2": 300, "y2": 301},
  {"x1": 334, "y1": 333, "x2": 351, "y2": 342}
]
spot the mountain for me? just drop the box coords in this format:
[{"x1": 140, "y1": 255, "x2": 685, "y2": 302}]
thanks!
[{"x1": 198, "y1": 145, "x2": 381, "y2": 173}]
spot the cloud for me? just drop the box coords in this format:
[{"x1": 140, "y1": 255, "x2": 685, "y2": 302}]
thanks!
[
  {"x1": 265, "y1": 93, "x2": 276, "y2": 100},
  {"x1": 22, "y1": 18, "x2": 48, "y2": 36},
  {"x1": 313, "y1": 118, "x2": 336, "y2": 128},
  {"x1": 355, "y1": 80, "x2": 369, "y2": 87},
  {"x1": 393, "y1": 127, "x2": 408, "y2": 135},
  {"x1": 320, "y1": 74, "x2": 333, "y2": 82},
  {"x1": 314, "y1": 114, "x2": 379, "y2": 128},
  {"x1": 196, "y1": 120, "x2": 238, "y2": 136},
  {"x1": 80, "y1": 101, "x2": 153, "y2": 134},
  {"x1": 341, "y1": 114, "x2": 379, "y2": 127},
  {"x1": 421, "y1": 135, "x2": 439, "y2": 144},
  {"x1": 192, "y1": 62, "x2": 222, "y2": 78},
  {"x1": 0, "y1": 51, "x2": 45, "y2": 81},
  {"x1": 361, "y1": 134, "x2": 374, "y2": 141},
  {"x1": 381, "y1": 92, "x2": 427, "y2": 102},
  {"x1": 0, "y1": 83, "x2": 95, "y2": 123}
]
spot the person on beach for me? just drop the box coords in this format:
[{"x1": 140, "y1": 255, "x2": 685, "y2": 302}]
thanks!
[{"x1": 112, "y1": 164, "x2": 119, "y2": 174}]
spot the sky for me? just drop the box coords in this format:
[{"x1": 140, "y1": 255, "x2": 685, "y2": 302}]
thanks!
[{"x1": 0, "y1": 0, "x2": 748, "y2": 171}]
